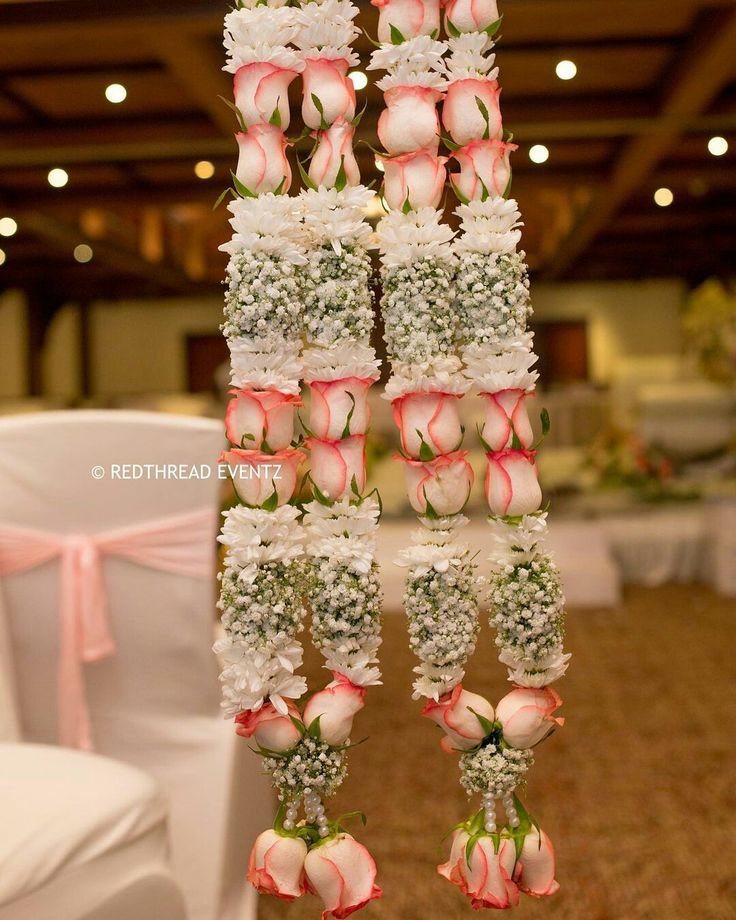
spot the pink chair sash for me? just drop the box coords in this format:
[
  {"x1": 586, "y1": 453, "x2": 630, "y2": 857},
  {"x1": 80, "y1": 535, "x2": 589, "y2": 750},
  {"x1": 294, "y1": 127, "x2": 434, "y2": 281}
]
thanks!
[{"x1": 0, "y1": 507, "x2": 217, "y2": 751}]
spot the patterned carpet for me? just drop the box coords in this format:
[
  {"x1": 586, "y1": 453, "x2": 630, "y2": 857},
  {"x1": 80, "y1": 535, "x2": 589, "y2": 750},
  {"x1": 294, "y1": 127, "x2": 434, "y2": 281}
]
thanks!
[{"x1": 259, "y1": 585, "x2": 736, "y2": 920}]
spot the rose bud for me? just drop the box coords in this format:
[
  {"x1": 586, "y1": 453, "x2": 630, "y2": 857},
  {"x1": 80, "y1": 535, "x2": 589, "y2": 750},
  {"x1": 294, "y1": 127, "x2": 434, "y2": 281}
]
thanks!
[
  {"x1": 480, "y1": 389, "x2": 533, "y2": 452},
  {"x1": 450, "y1": 138, "x2": 515, "y2": 202},
  {"x1": 307, "y1": 435, "x2": 366, "y2": 500},
  {"x1": 399, "y1": 450, "x2": 474, "y2": 516},
  {"x1": 517, "y1": 827, "x2": 560, "y2": 898},
  {"x1": 381, "y1": 150, "x2": 447, "y2": 211},
  {"x1": 444, "y1": 0, "x2": 500, "y2": 34},
  {"x1": 422, "y1": 685, "x2": 495, "y2": 752},
  {"x1": 225, "y1": 388, "x2": 301, "y2": 452},
  {"x1": 378, "y1": 85, "x2": 442, "y2": 155},
  {"x1": 438, "y1": 829, "x2": 519, "y2": 910},
  {"x1": 371, "y1": 0, "x2": 441, "y2": 43},
  {"x1": 301, "y1": 57, "x2": 356, "y2": 129},
  {"x1": 304, "y1": 833, "x2": 382, "y2": 919},
  {"x1": 220, "y1": 447, "x2": 303, "y2": 507},
  {"x1": 235, "y1": 700, "x2": 303, "y2": 752},
  {"x1": 442, "y1": 78, "x2": 502, "y2": 147},
  {"x1": 302, "y1": 672, "x2": 366, "y2": 746},
  {"x1": 248, "y1": 828, "x2": 308, "y2": 902},
  {"x1": 393, "y1": 391, "x2": 463, "y2": 459},
  {"x1": 496, "y1": 687, "x2": 564, "y2": 749},
  {"x1": 309, "y1": 378, "x2": 372, "y2": 440},
  {"x1": 308, "y1": 117, "x2": 360, "y2": 189},
  {"x1": 485, "y1": 449, "x2": 542, "y2": 517},
  {"x1": 233, "y1": 62, "x2": 299, "y2": 129},
  {"x1": 235, "y1": 124, "x2": 292, "y2": 195}
]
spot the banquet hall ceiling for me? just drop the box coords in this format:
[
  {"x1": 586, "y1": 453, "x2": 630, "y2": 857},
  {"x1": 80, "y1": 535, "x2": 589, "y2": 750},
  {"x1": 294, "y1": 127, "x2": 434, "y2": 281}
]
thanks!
[{"x1": 0, "y1": 0, "x2": 735, "y2": 301}]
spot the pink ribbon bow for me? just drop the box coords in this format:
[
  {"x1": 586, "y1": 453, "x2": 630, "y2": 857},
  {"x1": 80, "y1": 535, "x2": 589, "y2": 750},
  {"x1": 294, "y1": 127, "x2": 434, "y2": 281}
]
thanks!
[{"x1": 0, "y1": 507, "x2": 217, "y2": 751}]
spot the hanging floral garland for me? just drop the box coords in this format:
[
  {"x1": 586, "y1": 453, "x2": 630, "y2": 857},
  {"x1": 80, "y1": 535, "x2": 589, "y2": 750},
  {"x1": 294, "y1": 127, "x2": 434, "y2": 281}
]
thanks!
[
  {"x1": 216, "y1": 1, "x2": 381, "y2": 916},
  {"x1": 372, "y1": 0, "x2": 569, "y2": 909}
]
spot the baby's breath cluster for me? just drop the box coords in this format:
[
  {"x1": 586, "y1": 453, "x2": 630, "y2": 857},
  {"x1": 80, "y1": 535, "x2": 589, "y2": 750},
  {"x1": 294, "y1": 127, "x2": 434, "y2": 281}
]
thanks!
[
  {"x1": 459, "y1": 744, "x2": 534, "y2": 798},
  {"x1": 222, "y1": 251, "x2": 303, "y2": 343},
  {"x1": 308, "y1": 559, "x2": 382, "y2": 657},
  {"x1": 303, "y1": 245, "x2": 374, "y2": 347},
  {"x1": 455, "y1": 251, "x2": 531, "y2": 348},
  {"x1": 265, "y1": 736, "x2": 348, "y2": 802},
  {"x1": 219, "y1": 562, "x2": 305, "y2": 650}
]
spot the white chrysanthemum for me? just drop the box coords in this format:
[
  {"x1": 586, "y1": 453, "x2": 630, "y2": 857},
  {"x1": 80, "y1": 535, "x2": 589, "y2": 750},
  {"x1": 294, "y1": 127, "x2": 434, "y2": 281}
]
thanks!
[
  {"x1": 418, "y1": 513, "x2": 470, "y2": 533},
  {"x1": 454, "y1": 198, "x2": 523, "y2": 255},
  {"x1": 412, "y1": 662, "x2": 465, "y2": 701},
  {"x1": 214, "y1": 637, "x2": 307, "y2": 716},
  {"x1": 294, "y1": 0, "x2": 359, "y2": 58},
  {"x1": 376, "y1": 67, "x2": 447, "y2": 92},
  {"x1": 221, "y1": 195, "x2": 306, "y2": 263},
  {"x1": 228, "y1": 338, "x2": 303, "y2": 394},
  {"x1": 223, "y1": 7, "x2": 300, "y2": 70},
  {"x1": 395, "y1": 540, "x2": 470, "y2": 576},
  {"x1": 377, "y1": 208, "x2": 455, "y2": 268},
  {"x1": 445, "y1": 33, "x2": 498, "y2": 79},
  {"x1": 383, "y1": 355, "x2": 470, "y2": 399},
  {"x1": 461, "y1": 340, "x2": 539, "y2": 392},
  {"x1": 228, "y1": 0, "x2": 290, "y2": 9},
  {"x1": 303, "y1": 497, "x2": 380, "y2": 539},
  {"x1": 368, "y1": 36, "x2": 447, "y2": 75},
  {"x1": 219, "y1": 504, "x2": 304, "y2": 569},
  {"x1": 486, "y1": 512, "x2": 548, "y2": 567},
  {"x1": 302, "y1": 342, "x2": 381, "y2": 383},
  {"x1": 299, "y1": 186, "x2": 374, "y2": 250},
  {"x1": 224, "y1": 44, "x2": 304, "y2": 74},
  {"x1": 323, "y1": 645, "x2": 383, "y2": 688},
  {"x1": 499, "y1": 646, "x2": 572, "y2": 688}
]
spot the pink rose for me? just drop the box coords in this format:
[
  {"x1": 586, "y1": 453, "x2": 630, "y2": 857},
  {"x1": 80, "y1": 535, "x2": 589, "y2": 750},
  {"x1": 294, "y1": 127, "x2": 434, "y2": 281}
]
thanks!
[
  {"x1": 496, "y1": 687, "x2": 564, "y2": 749},
  {"x1": 517, "y1": 827, "x2": 560, "y2": 898},
  {"x1": 235, "y1": 124, "x2": 291, "y2": 195},
  {"x1": 309, "y1": 377, "x2": 372, "y2": 440},
  {"x1": 480, "y1": 389, "x2": 533, "y2": 451},
  {"x1": 302, "y1": 57, "x2": 356, "y2": 129},
  {"x1": 378, "y1": 85, "x2": 442, "y2": 155},
  {"x1": 307, "y1": 435, "x2": 366, "y2": 500},
  {"x1": 302, "y1": 672, "x2": 366, "y2": 746},
  {"x1": 304, "y1": 833, "x2": 382, "y2": 919},
  {"x1": 438, "y1": 829, "x2": 519, "y2": 910},
  {"x1": 422, "y1": 684, "x2": 495, "y2": 752},
  {"x1": 392, "y1": 391, "x2": 462, "y2": 459},
  {"x1": 399, "y1": 450, "x2": 474, "y2": 516},
  {"x1": 308, "y1": 117, "x2": 360, "y2": 189},
  {"x1": 220, "y1": 447, "x2": 303, "y2": 507},
  {"x1": 371, "y1": 0, "x2": 441, "y2": 42},
  {"x1": 485, "y1": 450, "x2": 542, "y2": 516},
  {"x1": 233, "y1": 62, "x2": 299, "y2": 129},
  {"x1": 381, "y1": 150, "x2": 447, "y2": 211},
  {"x1": 450, "y1": 138, "x2": 515, "y2": 202},
  {"x1": 442, "y1": 78, "x2": 502, "y2": 147},
  {"x1": 235, "y1": 700, "x2": 302, "y2": 752},
  {"x1": 444, "y1": 0, "x2": 500, "y2": 34},
  {"x1": 225, "y1": 388, "x2": 301, "y2": 452},
  {"x1": 248, "y1": 828, "x2": 308, "y2": 901}
]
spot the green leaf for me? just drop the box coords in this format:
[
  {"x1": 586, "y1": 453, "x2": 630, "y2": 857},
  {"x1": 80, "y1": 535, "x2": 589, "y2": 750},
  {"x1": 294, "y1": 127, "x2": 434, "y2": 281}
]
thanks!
[
  {"x1": 417, "y1": 431, "x2": 435, "y2": 461},
  {"x1": 446, "y1": 17, "x2": 461, "y2": 38},
  {"x1": 467, "y1": 706, "x2": 495, "y2": 738},
  {"x1": 261, "y1": 487, "x2": 279, "y2": 512},
  {"x1": 218, "y1": 95, "x2": 246, "y2": 131},
  {"x1": 475, "y1": 95, "x2": 491, "y2": 139},
  {"x1": 465, "y1": 832, "x2": 481, "y2": 864},
  {"x1": 423, "y1": 490, "x2": 439, "y2": 520},
  {"x1": 401, "y1": 193, "x2": 413, "y2": 214},
  {"x1": 297, "y1": 157, "x2": 318, "y2": 191},
  {"x1": 269, "y1": 105, "x2": 282, "y2": 128},
  {"x1": 311, "y1": 93, "x2": 329, "y2": 129},
  {"x1": 231, "y1": 170, "x2": 256, "y2": 199},
  {"x1": 341, "y1": 392, "x2": 357, "y2": 439},
  {"x1": 240, "y1": 432, "x2": 256, "y2": 447},
  {"x1": 389, "y1": 23, "x2": 406, "y2": 44},
  {"x1": 307, "y1": 715, "x2": 322, "y2": 739},
  {"x1": 451, "y1": 180, "x2": 470, "y2": 205},
  {"x1": 273, "y1": 176, "x2": 287, "y2": 196},
  {"x1": 350, "y1": 473, "x2": 361, "y2": 498},
  {"x1": 352, "y1": 101, "x2": 368, "y2": 128},
  {"x1": 540, "y1": 408, "x2": 551, "y2": 437},
  {"x1": 289, "y1": 715, "x2": 306, "y2": 735},
  {"x1": 310, "y1": 478, "x2": 334, "y2": 507},
  {"x1": 212, "y1": 186, "x2": 233, "y2": 210},
  {"x1": 485, "y1": 14, "x2": 503, "y2": 36},
  {"x1": 441, "y1": 133, "x2": 462, "y2": 152},
  {"x1": 335, "y1": 155, "x2": 347, "y2": 192}
]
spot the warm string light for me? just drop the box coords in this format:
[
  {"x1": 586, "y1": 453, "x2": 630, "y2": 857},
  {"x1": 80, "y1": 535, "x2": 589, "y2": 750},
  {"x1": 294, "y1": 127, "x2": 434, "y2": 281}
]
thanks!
[
  {"x1": 0, "y1": 249, "x2": 6, "y2": 267},
  {"x1": 348, "y1": 70, "x2": 368, "y2": 89},
  {"x1": 707, "y1": 136, "x2": 728, "y2": 157},
  {"x1": 105, "y1": 83, "x2": 127, "y2": 104},
  {"x1": 555, "y1": 59, "x2": 577, "y2": 80},
  {"x1": 0, "y1": 217, "x2": 17, "y2": 237},
  {"x1": 194, "y1": 160, "x2": 215, "y2": 179},
  {"x1": 48, "y1": 168, "x2": 69, "y2": 188},
  {"x1": 654, "y1": 187, "x2": 674, "y2": 207},
  {"x1": 529, "y1": 144, "x2": 550, "y2": 164},
  {"x1": 73, "y1": 244, "x2": 94, "y2": 263}
]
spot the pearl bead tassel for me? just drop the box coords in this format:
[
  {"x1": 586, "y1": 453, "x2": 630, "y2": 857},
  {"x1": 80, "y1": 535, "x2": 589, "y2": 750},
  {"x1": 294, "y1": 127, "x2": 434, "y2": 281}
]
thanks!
[
  {"x1": 503, "y1": 793, "x2": 520, "y2": 828},
  {"x1": 482, "y1": 793, "x2": 497, "y2": 833}
]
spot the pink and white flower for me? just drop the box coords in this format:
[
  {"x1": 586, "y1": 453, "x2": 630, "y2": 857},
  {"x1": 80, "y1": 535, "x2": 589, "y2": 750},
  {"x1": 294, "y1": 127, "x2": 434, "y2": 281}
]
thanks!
[
  {"x1": 302, "y1": 672, "x2": 366, "y2": 745},
  {"x1": 220, "y1": 447, "x2": 303, "y2": 507},
  {"x1": 304, "y1": 833, "x2": 382, "y2": 919},
  {"x1": 235, "y1": 700, "x2": 302, "y2": 752},
  {"x1": 302, "y1": 58, "x2": 356, "y2": 129},
  {"x1": 235, "y1": 125, "x2": 292, "y2": 195},
  {"x1": 450, "y1": 138, "x2": 515, "y2": 201},
  {"x1": 444, "y1": 0, "x2": 500, "y2": 34},
  {"x1": 517, "y1": 827, "x2": 560, "y2": 898},
  {"x1": 371, "y1": 0, "x2": 441, "y2": 43},
  {"x1": 496, "y1": 687, "x2": 564, "y2": 749},
  {"x1": 381, "y1": 150, "x2": 447, "y2": 211},
  {"x1": 248, "y1": 828, "x2": 308, "y2": 902},
  {"x1": 378, "y1": 85, "x2": 442, "y2": 155},
  {"x1": 392, "y1": 391, "x2": 463, "y2": 458},
  {"x1": 438, "y1": 829, "x2": 519, "y2": 910},
  {"x1": 399, "y1": 450, "x2": 474, "y2": 516},
  {"x1": 422, "y1": 684, "x2": 495, "y2": 752},
  {"x1": 309, "y1": 117, "x2": 360, "y2": 189},
  {"x1": 442, "y1": 78, "x2": 502, "y2": 147},
  {"x1": 309, "y1": 378, "x2": 373, "y2": 439},
  {"x1": 234, "y1": 62, "x2": 299, "y2": 129},
  {"x1": 485, "y1": 450, "x2": 542, "y2": 517},
  {"x1": 307, "y1": 435, "x2": 366, "y2": 500},
  {"x1": 225, "y1": 388, "x2": 301, "y2": 452},
  {"x1": 480, "y1": 389, "x2": 533, "y2": 451}
]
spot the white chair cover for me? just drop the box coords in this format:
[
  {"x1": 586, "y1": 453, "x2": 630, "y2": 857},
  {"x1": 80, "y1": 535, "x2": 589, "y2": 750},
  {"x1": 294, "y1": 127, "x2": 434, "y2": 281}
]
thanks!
[{"x1": 0, "y1": 412, "x2": 273, "y2": 920}]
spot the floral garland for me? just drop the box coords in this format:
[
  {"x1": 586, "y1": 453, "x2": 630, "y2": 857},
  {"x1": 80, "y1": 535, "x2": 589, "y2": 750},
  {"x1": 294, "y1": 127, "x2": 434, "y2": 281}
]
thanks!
[
  {"x1": 372, "y1": 0, "x2": 569, "y2": 909},
  {"x1": 216, "y1": 2, "x2": 381, "y2": 916}
]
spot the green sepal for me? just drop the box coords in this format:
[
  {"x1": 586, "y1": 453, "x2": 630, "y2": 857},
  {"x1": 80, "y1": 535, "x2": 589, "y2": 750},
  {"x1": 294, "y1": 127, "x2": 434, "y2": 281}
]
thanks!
[
  {"x1": 261, "y1": 487, "x2": 279, "y2": 512},
  {"x1": 467, "y1": 706, "x2": 495, "y2": 738},
  {"x1": 307, "y1": 715, "x2": 322, "y2": 739},
  {"x1": 218, "y1": 95, "x2": 247, "y2": 131},
  {"x1": 352, "y1": 101, "x2": 368, "y2": 128},
  {"x1": 341, "y1": 392, "x2": 357, "y2": 439},
  {"x1": 423, "y1": 490, "x2": 439, "y2": 520},
  {"x1": 213, "y1": 187, "x2": 234, "y2": 210},
  {"x1": 540, "y1": 408, "x2": 551, "y2": 437},
  {"x1": 502, "y1": 171, "x2": 513, "y2": 199},
  {"x1": 451, "y1": 180, "x2": 470, "y2": 205},
  {"x1": 350, "y1": 474, "x2": 361, "y2": 498},
  {"x1": 269, "y1": 105, "x2": 282, "y2": 128},
  {"x1": 231, "y1": 170, "x2": 256, "y2": 199},
  {"x1": 485, "y1": 15, "x2": 503, "y2": 36},
  {"x1": 240, "y1": 432, "x2": 256, "y2": 447},
  {"x1": 476, "y1": 422, "x2": 493, "y2": 453},
  {"x1": 334, "y1": 155, "x2": 348, "y2": 192},
  {"x1": 401, "y1": 195, "x2": 413, "y2": 214},
  {"x1": 297, "y1": 157, "x2": 318, "y2": 191},
  {"x1": 446, "y1": 17, "x2": 461, "y2": 38},
  {"x1": 273, "y1": 176, "x2": 287, "y2": 196},
  {"x1": 442, "y1": 133, "x2": 462, "y2": 152},
  {"x1": 479, "y1": 177, "x2": 490, "y2": 202},
  {"x1": 310, "y1": 478, "x2": 334, "y2": 507},
  {"x1": 389, "y1": 23, "x2": 406, "y2": 44},
  {"x1": 475, "y1": 96, "x2": 491, "y2": 139},
  {"x1": 310, "y1": 93, "x2": 329, "y2": 130},
  {"x1": 289, "y1": 715, "x2": 307, "y2": 735},
  {"x1": 417, "y1": 431, "x2": 435, "y2": 461}
]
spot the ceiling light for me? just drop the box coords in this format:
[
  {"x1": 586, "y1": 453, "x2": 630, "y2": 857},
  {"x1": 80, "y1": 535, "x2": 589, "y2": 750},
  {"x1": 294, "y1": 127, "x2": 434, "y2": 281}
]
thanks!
[
  {"x1": 0, "y1": 217, "x2": 17, "y2": 237},
  {"x1": 654, "y1": 187, "x2": 674, "y2": 207},
  {"x1": 0, "y1": 248, "x2": 5, "y2": 267},
  {"x1": 555, "y1": 60, "x2": 577, "y2": 81},
  {"x1": 105, "y1": 83, "x2": 127, "y2": 104},
  {"x1": 73, "y1": 244, "x2": 94, "y2": 263},
  {"x1": 48, "y1": 168, "x2": 69, "y2": 188},
  {"x1": 529, "y1": 144, "x2": 549, "y2": 164},
  {"x1": 375, "y1": 157, "x2": 385, "y2": 173},
  {"x1": 707, "y1": 136, "x2": 728, "y2": 157},
  {"x1": 349, "y1": 71, "x2": 368, "y2": 90},
  {"x1": 194, "y1": 160, "x2": 215, "y2": 180}
]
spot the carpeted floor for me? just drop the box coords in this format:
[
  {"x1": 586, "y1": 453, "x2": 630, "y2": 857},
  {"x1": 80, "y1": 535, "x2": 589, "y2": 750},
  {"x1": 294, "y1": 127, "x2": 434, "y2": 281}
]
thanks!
[{"x1": 259, "y1": 585, "x2": 736, "y2": 920}]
